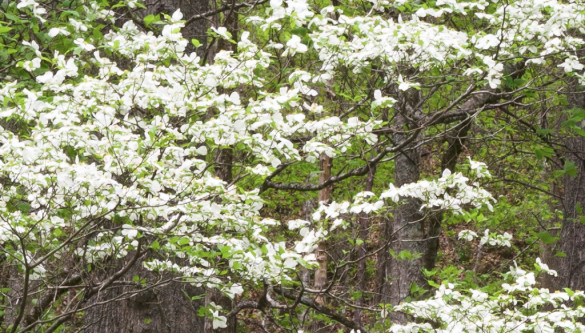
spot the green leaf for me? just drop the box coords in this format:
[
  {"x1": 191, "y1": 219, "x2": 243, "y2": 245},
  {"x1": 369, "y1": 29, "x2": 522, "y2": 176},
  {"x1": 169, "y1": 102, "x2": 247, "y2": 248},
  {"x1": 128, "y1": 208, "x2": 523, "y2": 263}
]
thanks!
[
  {"x1": 537, "y1": 231, "x2": 557, "y2": 244},
  {"x1": 534, "y1": 147, "x2": 553, "y2": 160},
  {"x1": 17, "y1": 202, "x2": 31, "y2": 213},
  {"x1": 53, "y1": 228, "x2": 64, "y2": 237},
  {"x1": 553, "y1": 160, "x2": 578, "y2": 178},
  {"x1": 5, "y1": 13, "x2": 23, "y2": 23},
  {"x1": 177, "y1": 237, "x2": 190, "y2": 246},
  {"x1": 143, "y1": 14, "x2": 156, "y2": 26},
  {"x1": 564, "y1": 160, "x2": 578, "y2": 177},
  {"x1": 93, "y1": 27, "x2": 104, "y2": 41},
  {"x1": 0, "y1": 26, "x2": 13, "y2": 33},
  {"x1": 291, "y1": 27, "x2": 308, "y2": 36}
]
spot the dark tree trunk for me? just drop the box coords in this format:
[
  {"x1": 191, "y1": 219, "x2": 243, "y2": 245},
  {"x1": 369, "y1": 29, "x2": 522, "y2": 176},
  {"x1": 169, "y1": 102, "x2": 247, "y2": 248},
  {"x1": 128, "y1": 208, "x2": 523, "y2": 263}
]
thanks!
[
  {"x1": 375, "y1": 81, "x2": 498, "y2": 319},
  {"x1": 558, "y1": 135, "x2": 585, "y2": 290},
  {"x1": 388, "y1": 111, "x2": 427, "y2": 308},
  {"x1": 311, "y1": 154, "x2": 332, "y2": 332},
  {"x1": 552, "y1": 77, "x2": 585, "y2": 290},
  {"x1": 376, "y1": 91, "x2": 427, "y2": 320},
  {"x1": 376, "y1": 90, "x2": 442, "y2": 321},
  {"x1": 84, "y1": 265, "x2": 205, "y2": 333}
]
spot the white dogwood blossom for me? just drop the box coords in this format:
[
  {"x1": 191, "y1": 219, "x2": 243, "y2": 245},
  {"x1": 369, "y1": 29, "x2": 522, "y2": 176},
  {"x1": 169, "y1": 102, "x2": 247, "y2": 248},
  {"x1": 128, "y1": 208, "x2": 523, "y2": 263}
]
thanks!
[
  {"x1": 392, "y1": 264, "x2": 585, "y2": 333},
  {"x1": 3, "y1": 0, "x2": 585, "y2": 330}
]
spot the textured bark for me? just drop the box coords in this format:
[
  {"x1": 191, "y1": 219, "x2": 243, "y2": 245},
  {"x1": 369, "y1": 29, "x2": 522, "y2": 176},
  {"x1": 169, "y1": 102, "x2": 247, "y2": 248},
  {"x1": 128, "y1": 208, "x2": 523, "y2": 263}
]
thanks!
[
  {"x1": 315, "y1": 155, "x2": 332, "y2": 302},
  {"x1": 204, "y1": 288, "x2": 235, "y2": 333},
  {"x1": 314, "y1": 155, "x2": 333, "y2": 307},
  {"x1": 201, "y1": 147, "x2": 235, "y2": 333},
  {"x1": 298, "y1": 200, "x2": 314, "y2": 326},
  {"x1": 371, "y1": 86, "x2": 426, "y2": 313},
  {"x1": 374, "y1": 82, "x2": 500, "y2": 319},
  {"x1": 3, "y1": 265, "x2": 26, "y2": 331},
  {"x1": 83, "y1": 261, "x2": 205, "y2": 333},
  {"x1": 551, "y1": 77, "x2": 585, "y2": 290},
  {"x1": 311, "y1": 154, "x2": 332, "y2": 332},
  {"x1": 214, "y1": 149, "x2": 233, "y2": 184},
  {"x1": 388, "y1": 110, "x2": 426, "y2": 307}
]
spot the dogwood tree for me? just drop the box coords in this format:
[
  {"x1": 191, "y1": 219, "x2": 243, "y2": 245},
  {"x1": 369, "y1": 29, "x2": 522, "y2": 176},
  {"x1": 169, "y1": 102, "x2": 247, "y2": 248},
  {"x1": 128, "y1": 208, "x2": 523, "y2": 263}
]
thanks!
[{"x1": 1, "y1": 0, "x2": 585, "y2": 332}]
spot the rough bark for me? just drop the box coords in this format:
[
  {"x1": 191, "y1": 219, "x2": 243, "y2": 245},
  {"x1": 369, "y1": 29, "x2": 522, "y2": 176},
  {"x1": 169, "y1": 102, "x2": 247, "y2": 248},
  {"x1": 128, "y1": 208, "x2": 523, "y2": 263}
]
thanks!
[
  {"x1": 377, "y1": 85, "x2": 492, "y2": 316},
  {"x1": 388, "y1": 110, "x2": 426, "y2": 307},
  {"x1": 311, "y1": 154, "x2": 332, "y2": 332},
  {"x1": 552, "y1": 77, "x2": 585, "y2": 290},
  {"x1": 314, "y1": 155, "x2": 333, "y2": 307},
  {"x1": 314, "y1": 154, "x2": 332, "y2": 305},
  {"x1": 203, "y1": 144, "x2": 236, "y2": 332},
  {"x1": 83, "y1": 261, "x2": 205, "y2": 333},
  {"x1": 298, "y1": 200, "x2": 314, "y2": 326}
]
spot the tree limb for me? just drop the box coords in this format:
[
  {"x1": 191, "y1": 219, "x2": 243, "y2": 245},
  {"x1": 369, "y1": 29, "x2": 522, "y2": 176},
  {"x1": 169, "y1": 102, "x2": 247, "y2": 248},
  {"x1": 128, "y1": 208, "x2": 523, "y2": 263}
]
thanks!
[
  {"x1": 185, "y1": 0, "x2": 269, "y2": 27},
  {"x1": 273, "y1": 286, "x2": 370, "y2": 332}
]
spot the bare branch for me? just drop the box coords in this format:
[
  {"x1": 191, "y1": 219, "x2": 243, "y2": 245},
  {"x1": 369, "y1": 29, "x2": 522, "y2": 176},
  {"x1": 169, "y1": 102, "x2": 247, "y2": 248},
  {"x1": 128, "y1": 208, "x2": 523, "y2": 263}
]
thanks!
[
  {"x1": 185, "y1": 0, "x2": 269, "y2": 27},
  {"x1": 273, "y1": 286, "x2": 370, "y2": 332}
]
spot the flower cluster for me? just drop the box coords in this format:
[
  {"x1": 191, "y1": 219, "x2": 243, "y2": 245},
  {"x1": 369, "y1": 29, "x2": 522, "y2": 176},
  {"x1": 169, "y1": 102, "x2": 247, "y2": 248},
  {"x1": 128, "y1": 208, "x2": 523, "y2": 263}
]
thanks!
[{"x1": 392, "y1": 261, "x2": 585, "y2": 333}]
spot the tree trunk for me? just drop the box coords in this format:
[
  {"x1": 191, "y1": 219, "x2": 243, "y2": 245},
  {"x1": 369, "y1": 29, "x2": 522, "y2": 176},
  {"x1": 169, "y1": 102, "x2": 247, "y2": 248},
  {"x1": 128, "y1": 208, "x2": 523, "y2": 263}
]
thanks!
[
  {"x1": 311, "y1": 154, "x2": 332, "y2": 332},
  {"x1": 552, "y1": 77, "x2": 585, "y2": 290},
  {"x1": 388, "y1": 111, "x2": 426, "y2": 307},
  {"x1": 84, "y1": 266, "x2": 205, "y2": 333}
]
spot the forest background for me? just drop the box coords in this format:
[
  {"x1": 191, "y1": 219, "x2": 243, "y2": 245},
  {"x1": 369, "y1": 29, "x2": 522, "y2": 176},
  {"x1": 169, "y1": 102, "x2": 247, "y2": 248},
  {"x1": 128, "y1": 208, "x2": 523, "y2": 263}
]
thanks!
[{"x1": 1, "y1": 0, "x2": 585, "y2": 331}]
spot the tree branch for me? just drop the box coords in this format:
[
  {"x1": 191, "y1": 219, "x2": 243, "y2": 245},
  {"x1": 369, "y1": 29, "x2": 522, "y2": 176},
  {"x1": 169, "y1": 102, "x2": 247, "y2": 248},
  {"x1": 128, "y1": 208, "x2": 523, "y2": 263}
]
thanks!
[
  {"x1": 22, "y1": 274, "x2": 83, "y2": 328},
  {"x1": 185, "y1": 0, "x2": 269, "y2": 27},
  {"x1": 273, "y1": 286, "x2": 369, "y2": 332},
  {"x1": 259, "y1": 129, "x2": 421, "y2": 192}
]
